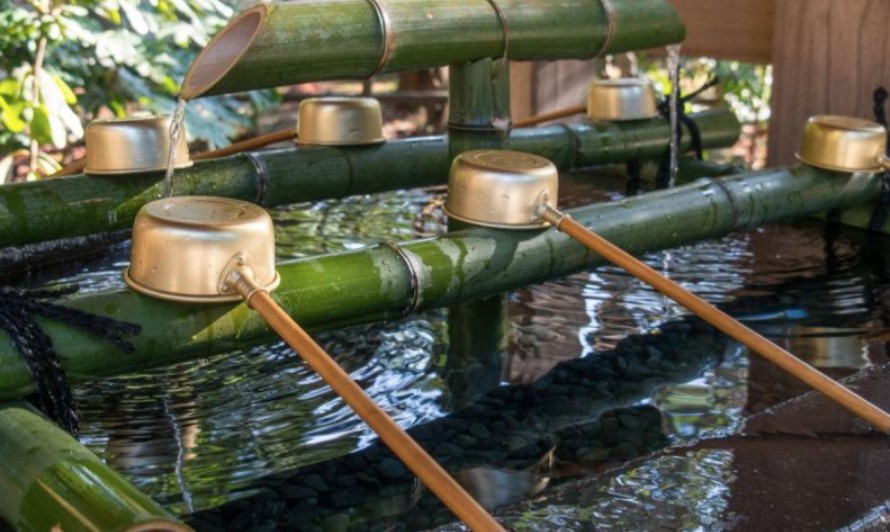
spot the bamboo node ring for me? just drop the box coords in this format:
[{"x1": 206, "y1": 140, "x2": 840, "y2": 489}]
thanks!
[
  {"x1": 242, "y1": 151, "x2": 270, "y2": 206},
  {"x1": 379, "y1": 241, "x2": 424, "y2": 316},
  {"x1": 366, "y1": 0, "x2": 394, "y2": 78}
]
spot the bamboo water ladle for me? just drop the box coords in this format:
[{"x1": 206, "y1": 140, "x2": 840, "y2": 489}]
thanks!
[
  {"x1": 512, "y1": 77, "x2": 660, "y2": 128},
  {"x1": 444, "y1": 149, "x2": 890, "y2": 434},
  {"x1": 124, "y1": 196, "x2": 503, "y2": 532},
  {"x1": 57, "y1": 97, "x2": 385, "y2": 176}
]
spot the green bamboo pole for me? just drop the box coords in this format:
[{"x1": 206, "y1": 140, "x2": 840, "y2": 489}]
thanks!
[
  {"x1": 0, "y1": 166, "x2": 878, "y2": 399},
  {"x1": 0, "y1": 403, "x2": 190, "y2": 532},
  {"x1": 812, "y1": 200, "x2": 890, "y2": 235},
  {"x1": 448, "y1": 59, "x2": 512, "y2": 155},
  {"x1": 0, "y1": 109, "x2": 739, "y2": 250},
  {"x1": 180, "y1": 0, "x2": 684, "y2": 99}
]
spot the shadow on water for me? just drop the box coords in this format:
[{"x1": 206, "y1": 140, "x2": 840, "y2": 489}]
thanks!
[{"x1": 4, "y1": 170, "x2": 890, "y2": 530}]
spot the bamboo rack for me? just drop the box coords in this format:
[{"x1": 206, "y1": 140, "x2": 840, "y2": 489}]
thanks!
[
  {"x1": 0, "y1": 166, "x2": 878, "y2": 399},
  {"x1": 180, "y1": 0, "x2": 685, "y2": 99},
  {"x1": 0, "y1": 109, "x2": 739, "y2": 250}
]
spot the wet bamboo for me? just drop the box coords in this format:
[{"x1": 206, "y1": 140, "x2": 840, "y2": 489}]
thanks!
[
  {"x1": 0, "y1": 165, "x2": 879, "y2": 398},
  {"x1": 540, "y1": 206, "x2": 890, "y2": 433},
  {"x1": 0, "y1": 109, "x2": 739, "y2": 249},
  {"x1": 0, "y1": 403, "x2": 191, "y2": 532},
  {"x1": 181, "y1": 0, "x2": 684, "y2": 99}
]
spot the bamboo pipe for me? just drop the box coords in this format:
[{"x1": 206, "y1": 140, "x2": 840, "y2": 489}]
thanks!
[
  {"x1": 52, "y1": 128, "x2": 296, "y2": 177},
  {"x1": 181, "y1": 0, "x2": 684, "y2": 99},
  {"x1": 538, "y1": 205, "x2": 890, "y2": 433},
  {"x1": 229, "y1": 275, "x2": 504, "y2": 531},
  {"x1": 0, "y1": 109, "x2": 740, "y2": 250},
  {"x1": 0, "y1": 166, "x2": 877, "y2": 400},
  {"x1": 0, "y1": 403, "x2": 191, "y2": 532},
  {"x1": 513, "y1": 105, "x2": 587, "y2": 128}
]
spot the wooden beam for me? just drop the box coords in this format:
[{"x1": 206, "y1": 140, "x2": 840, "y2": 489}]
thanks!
[
  {"x1": 768, "y1": 0, "x2": 890, "y2": 165},
  {"x1": 510, "y1": 61, "x2": 534, "y2": 121},
  {"x1": 667, "y1": 0, "x2": 775, "y2": 63}
]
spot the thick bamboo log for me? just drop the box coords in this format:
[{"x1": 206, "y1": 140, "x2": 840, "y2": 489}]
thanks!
[
  {"x1": 0, "y1": 166, "x2": 878, "y2": 398},
  {"x1": 180, "y1": 0, "x2": 685, "y2": 99},
  {"x1": 0, "y1": 109, "x2": 739, "y2": 250},
  {"x1": 0, "y1": 403, "x2": 190, "y2": 532}
]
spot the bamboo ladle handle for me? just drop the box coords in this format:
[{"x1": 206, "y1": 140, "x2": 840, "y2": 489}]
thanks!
[
  {"x1": 192, "y1": 128, "x2": 295, "y2": 161},
  {"x1": 513, "y1": 105, "x2": 587, "y2": 128},
  {"x1": 230, "y1": 275, "x2": 504, "y2": 532},
  {"x1": 539, "y1": 205, "x2": 890, "y2": 434}
]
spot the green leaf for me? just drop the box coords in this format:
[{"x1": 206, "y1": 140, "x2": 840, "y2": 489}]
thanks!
[
  {"x1": 0, "y1": 99, "x2": 28, "y2": 133},
  {"x1": 0, "y1": 78, "x2": 21, "y2": 97},
  {"x1": 47, "y1": 113, "x2": 68, "y2": 149},
  {"x1": 51, "y1": 74, "x2": 77, "y2": 105},
  {"x1": 36, "y1": 151, "x2": 60, "y2": 174},
  {"x1": 30, "y1": 105, "x2": 53, "y2": 145}
]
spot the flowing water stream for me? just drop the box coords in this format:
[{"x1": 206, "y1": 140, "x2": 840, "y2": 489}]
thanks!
[
  {"x1": 666, "y1": 44, "x2": 682, "y2": 189},
  {"x1": 163, "y1": 97, "x2": 188, "y2": 198},
  {"x1": 10, "y1": 169, "x2": 890, "y2": 530}
]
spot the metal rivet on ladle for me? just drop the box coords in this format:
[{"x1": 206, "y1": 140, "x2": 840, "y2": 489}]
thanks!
[
  {"x1": 445, "y1": 149, "x2": 890, "y2": 434},
  {"x1": 124, "y1": 196, "x2": 504, "y2": 532}
]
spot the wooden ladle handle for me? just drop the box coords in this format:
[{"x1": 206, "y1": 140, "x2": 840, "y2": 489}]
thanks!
[
  {"x1": 232, "y1": 275, "x2": 504, "y2": 531},
  {"x1": 540, "y1": 205, "x2": 890, "y2": 434}
]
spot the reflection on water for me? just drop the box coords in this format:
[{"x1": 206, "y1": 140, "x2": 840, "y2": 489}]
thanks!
[
  {"x1": 502, "y1": 449, "x2": 737, "y2": 531},
  {"x1": 17, "y1": 170, "x2": 890, "y2": 528}
]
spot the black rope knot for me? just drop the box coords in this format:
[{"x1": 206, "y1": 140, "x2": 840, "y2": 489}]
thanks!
[
  {"x1": 0, "y1": 285, "x2": 141, "y2": 436},
  {"x1": 868, "y1": 87, "x2": 890, "y2": 233}
]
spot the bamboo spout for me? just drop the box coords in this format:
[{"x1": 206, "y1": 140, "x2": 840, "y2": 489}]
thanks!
[{"x1": 181, "y1": 0, "x2": 684, "y2": 99}]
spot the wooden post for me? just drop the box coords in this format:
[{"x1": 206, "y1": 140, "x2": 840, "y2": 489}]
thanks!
[
  {"x1": 768, "y1": 0, "x2": 890, "y2": 166},
  {"x1": 666, "y1": 0, "x2": 774, "y2": 63}
]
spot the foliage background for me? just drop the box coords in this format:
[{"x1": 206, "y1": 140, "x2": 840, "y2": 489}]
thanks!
[{"x1": 0, "y1": 0, "x2": 273, "y2": 182}]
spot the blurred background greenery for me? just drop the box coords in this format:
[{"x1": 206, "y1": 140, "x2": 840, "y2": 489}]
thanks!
[{"x1": 0, "y1": 0, "x2": 275, "y2": 182}]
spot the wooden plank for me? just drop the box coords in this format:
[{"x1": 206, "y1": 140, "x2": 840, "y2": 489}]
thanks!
[
  {"x1": 768, "y1": 0, "x2": 890, "y2": 166},
  {"x1": 510, "y1": 61, "x2": 534, "y2": 121},
  {"x1": 527, "y1": 60, "x2": 596, "y2": 116},
  {"x1": 666, "y1": 0, "x2": 775, "y2": 64}
]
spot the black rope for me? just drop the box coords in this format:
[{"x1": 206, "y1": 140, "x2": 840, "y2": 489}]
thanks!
[
  {"x1": 868, "y1": 87, "x2": 890, "y2": 233},
  {"x1": 625, "y1": 160, "x2": 642, "y2": 196},
  {"x1": 0, "y1": 285, "x2": 141, "y2": 436},
  {"x1": 654, "y1": 76, "x2": 720, "y2": 188}
]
